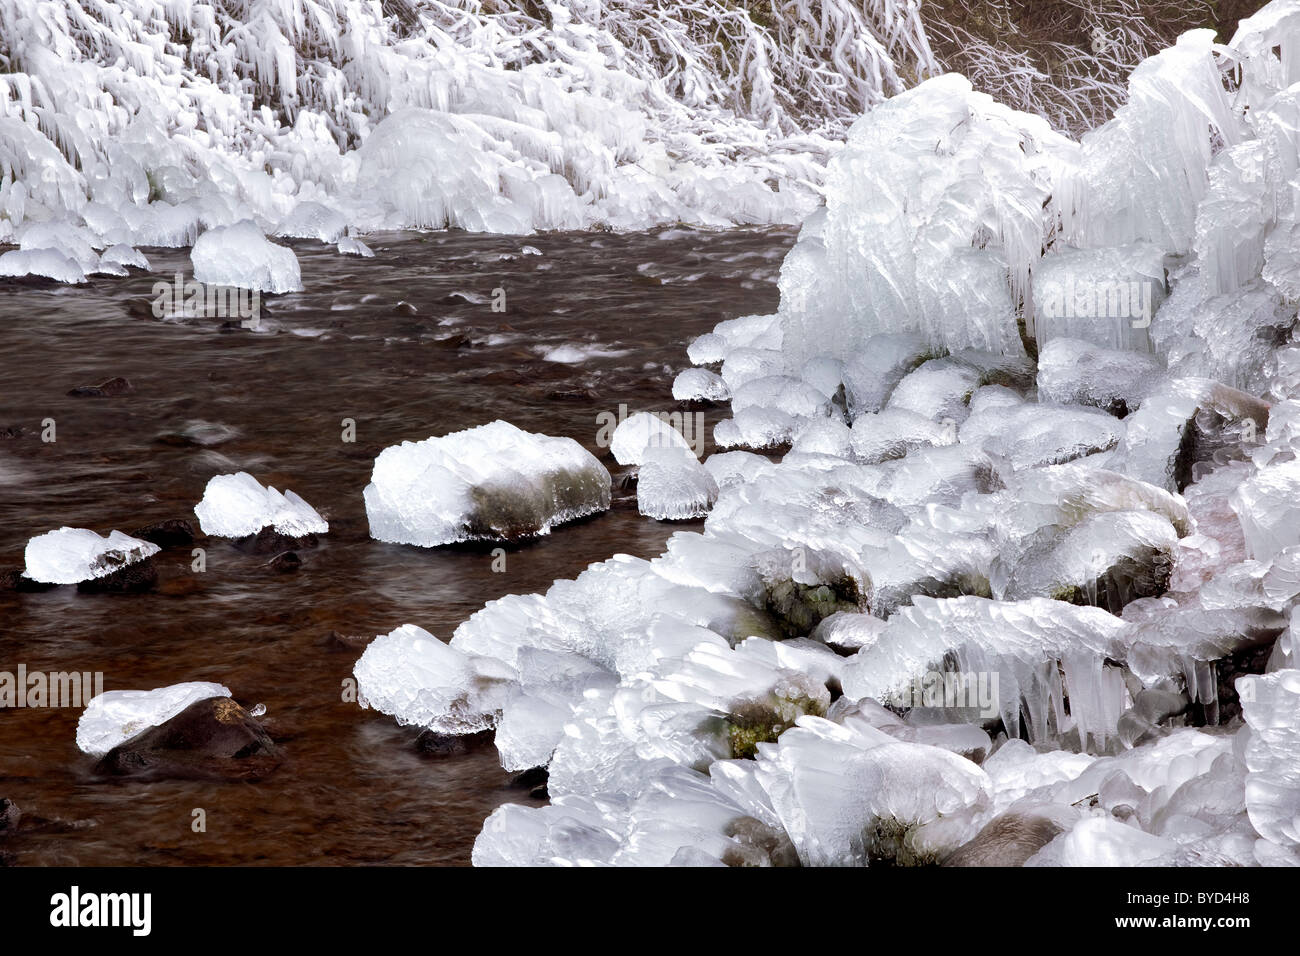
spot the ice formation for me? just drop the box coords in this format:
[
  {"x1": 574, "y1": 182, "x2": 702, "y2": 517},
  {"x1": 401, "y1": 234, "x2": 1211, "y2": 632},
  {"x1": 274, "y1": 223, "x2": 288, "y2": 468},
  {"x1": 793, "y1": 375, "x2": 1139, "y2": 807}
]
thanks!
[
  {"x1": 190, "y1": 220, "x2": 302, "y2": 294},
  {"x1": 76, "y1": 682, "x2": 232, "y2": 756},
  {"x1": 635, "y1": 445, "x2": 719, "y2": 521},
  {"x1": 364, "y1": 421, "x2": 610, "y2": 546},
  {"x1": 23, "y1": 527, "x2": 160, "y2": 585},
  {"x1": 193, "y1": 472, "x2": 328, "y2": 539}
]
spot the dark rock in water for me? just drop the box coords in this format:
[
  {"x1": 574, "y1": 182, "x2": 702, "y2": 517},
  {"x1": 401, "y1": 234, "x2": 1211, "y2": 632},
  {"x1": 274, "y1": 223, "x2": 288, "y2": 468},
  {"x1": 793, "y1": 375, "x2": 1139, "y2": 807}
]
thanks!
[
  {"x1": 319, "y1": 630, "x2": 374, "y2": 652},
  {"x1": 0, "y1": 568, "x2": 58, "y2": 592},
  {"x1": 392, "y1": 300, "x2": 419, "y2": 315},
  {"x1": 67, "y1": 376, "x2": 133, "y2": 398},
  {"x1": 415, "y1": 728, "x2": 493, "y2": 757},
  {"x1": 0, "y1": 798, "x2": 20, "y2": 833},
  {"x1": 76, "y1": 556, "x2": 158, "y2": 593},
  {"x1": 94, "y1": 697, "x2": 281, "y2": 781},
  {"x1": 130, "y1": 518, "x2": 196, "y2": 548},
  {"x1": 233, "y1": 527, "x2": 318, "y2": 555},
  {"x1": 510, "y1": 766, "x2": 548, "y2": 792},
  {"x1": 266, "y1": 551, "x2": 301, "y2": 573},
  {"x1": 942, "y1": 810, "x2": 1070, "y2": 867}
]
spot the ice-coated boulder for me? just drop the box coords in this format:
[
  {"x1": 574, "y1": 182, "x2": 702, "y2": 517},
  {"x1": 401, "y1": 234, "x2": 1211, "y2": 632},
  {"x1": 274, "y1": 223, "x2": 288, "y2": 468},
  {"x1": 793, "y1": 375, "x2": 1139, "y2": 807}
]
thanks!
[
  {"x1": 1239, "y1": 670, "x2": 1300, "y2": 851},
  {"x1": 1036, "y1": 337, "x2": 1164, "y2": 416},
  {"x1": 190, "y1": 220, "x2": 302, "y2": 294},
  {"x1": 1231, "y1": 457, "x2": 1300, "y2": 561},
  {"x1": 76, "y1": 681, "x2": 232, "y2": 755},
  {"x1": 364, "y1": 421, "x2": 610, "y2": 546},
  {"x1": 636, "y1": 445, "x2": 719, "y2": 520},
  {"x1": 193, "y1": 472, "x2": 328, "y2": 539},
  {"x1": 354, "y1": 624, "x2": 516, "y2": 734},
  {"x1": 23, "y1": 527, "x2": 160, "y2": 585},
  {"x1": 959, "y1": 402, "x2": 1124, "y2": 470},
  {"x1": 672, "y1": 367, "x2": 730, "y2": 403},
  {"x1": 609, "y1": 412, "x2": 694, "y2": 466}
]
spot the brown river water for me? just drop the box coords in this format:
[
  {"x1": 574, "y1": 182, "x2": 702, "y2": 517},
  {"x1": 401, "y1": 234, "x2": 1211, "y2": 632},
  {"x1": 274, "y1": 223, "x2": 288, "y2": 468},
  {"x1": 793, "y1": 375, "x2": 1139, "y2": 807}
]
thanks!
[{"x1": 0, "y1": 226, "x2": 795, "y2": 865}]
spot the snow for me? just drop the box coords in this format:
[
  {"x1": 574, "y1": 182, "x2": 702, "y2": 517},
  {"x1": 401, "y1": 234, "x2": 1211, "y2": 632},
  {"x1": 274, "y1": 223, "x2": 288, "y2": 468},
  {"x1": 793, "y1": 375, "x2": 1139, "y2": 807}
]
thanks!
[
  {"x1": 24, "y1": 528, "x2": 160, "y2": 585},
  {"x1": 193, "y1": 472, "x2": 328, "y2": 539},
  {"x1": 76, "y1": 682, "x2": 232, "y2": 756},
  {"x1": 364, "y1": 421, "x2": 610, "y2": 547},
  {"x1": 190, "y1": 220, "x2": 303, "y2": 294}
]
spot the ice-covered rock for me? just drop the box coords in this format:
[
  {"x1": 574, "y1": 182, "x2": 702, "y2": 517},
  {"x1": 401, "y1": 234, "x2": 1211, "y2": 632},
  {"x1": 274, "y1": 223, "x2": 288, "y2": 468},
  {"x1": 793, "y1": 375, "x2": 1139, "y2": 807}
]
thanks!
[
  {"x1": 850, "y1": 408, "x2": 954, "y2": 464},
  {"x1": 959, "y1": 403, "x2": 1124, "y2": 470},
  {"x1": 839, "y1": 334, "x2": 937, "y2": 419},
  {"x1": 354, "y1": 625, "x2": 515, "y2": 734},
  {"x1": 364, "y1": 421, "x2": 610, "y2": 546},
  {"x1": 1036, "y1": 338, "x2": 1165, "y2": 416},
  {"x1": 672, "y1": 368, "x2": 730, "y2": 403},
  {"x1": 886, "y1": 358, "x2": 982, "y2": 424},
  {"x1": 190, "y1": 221, "x2": 302, "y2": 294},
  {"x1": 636, "y1": 445, "x2": 719, "y2": 521},
  {"x1": 999, "y1": 510, "x2": 1178, "y2": 610},
  {"x1": 1239, "y1": 670, "x2": 1300, "y2": 850},
  {"x1": 76, "y1": 682, "x2": 232, "y2": 756},
  {"x1": 1231, "y1": 457, "x2": 1300, "y2": 561},
  {"x1": 609, "y1": 412, "x2": 694, "y2": 466},
  {"x1": 193, "y1": 472, "x2": 327, "y2": 539},
  {"x1": 23, "y1": 528, "x2": 160, "y2": 585},
  {"x1": 0, "y1": 248, "x2": 87, "y2": 283}
]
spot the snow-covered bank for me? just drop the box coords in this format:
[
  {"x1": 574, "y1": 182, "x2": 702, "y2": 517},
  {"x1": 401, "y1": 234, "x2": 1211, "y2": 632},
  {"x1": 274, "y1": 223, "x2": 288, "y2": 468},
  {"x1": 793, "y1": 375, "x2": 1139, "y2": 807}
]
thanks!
[
  {"x1": 0, "y1": 0, "x2": 1234, "y2": 284},
  {"x1": 345, "y1": 3, "x2": 1300, "y2": 866}
]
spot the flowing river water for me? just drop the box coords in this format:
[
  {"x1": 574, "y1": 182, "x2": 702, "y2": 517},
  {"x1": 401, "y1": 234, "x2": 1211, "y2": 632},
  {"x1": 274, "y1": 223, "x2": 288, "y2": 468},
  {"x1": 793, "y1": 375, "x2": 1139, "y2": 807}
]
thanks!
[{"x1": 0, "y1": 226, "x2": 795, "y2": 865}]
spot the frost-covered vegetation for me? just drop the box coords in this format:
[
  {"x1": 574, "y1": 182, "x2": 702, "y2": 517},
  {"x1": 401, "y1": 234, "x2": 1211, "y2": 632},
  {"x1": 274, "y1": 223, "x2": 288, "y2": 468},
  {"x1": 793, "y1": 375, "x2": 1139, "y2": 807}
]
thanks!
[
  {"x1": 0, "y1": 0, "x2": 1245, "y2": 279},
  {"x1": 348, "y1": 3, "x2": 1300, "y2": 866}
]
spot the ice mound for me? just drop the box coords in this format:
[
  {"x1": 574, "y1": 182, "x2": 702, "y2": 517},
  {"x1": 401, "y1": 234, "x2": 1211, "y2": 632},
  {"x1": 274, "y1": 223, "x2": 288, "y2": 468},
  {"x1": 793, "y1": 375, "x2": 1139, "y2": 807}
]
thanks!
[
  {"x1": 364, "y1": 421, "x2": 610, "y2": 546},
  {"x1": 850, "y1": 408, "x2": 954, "y2": 464},
  {"x1": 672, "y1": 368, "x2": 730, "y2": 403},
  {"x1": 1231, "y1": 458, "x2": 1300, "y2": 561},
  {"x1": 1239, "y1": 670, "x2": 1300, "y2": 850},
  {"x1": 275, "y1": 202, "x2": 347, "y2": 243},
  {"x1": 886, "y1": 359, "x2": 982, "y2": 424},
  {"x1": 24, "y1": 528, "x2": 160, "y2": 585},
  {"x1": 840, "y1": 334, "x2": 936, "y2": 419},
  {"x1": 76, "y1": 682, "x2": 232, "y2": 755},
  {"x1": 841, "y1": 597, "x2": 1132, "y2": 746},
  {"x1": 0, "y1": 248, "x2": 87, "y2": 283},
  {"x1": 609, "y1": 412, "x2": 694, "y2": 466},
  {"x1": 190, "y1": 221, "x2": 302, "y2": 294},
  {"x1": 354, "y1": 625, "x2": 514, "y2": 735},
  {"x1": 636, "y1": 445, "x2": 719, "y2": 521},
  {"x1": 713, "y1": 407, "x2": 797, "y2": 450},
  {"x1": 1036, "y1": 338, "x2": 1165, "y2": 416},
  {"x1": 999, "y1": 510, "x2": 1178, "y2": 609},
  {"x1": 193, "y1": 472, "x2": 328, "y2": 539},
  {"x1": 959, "y1": 403, "x2": 1124, "y2": 470}
]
